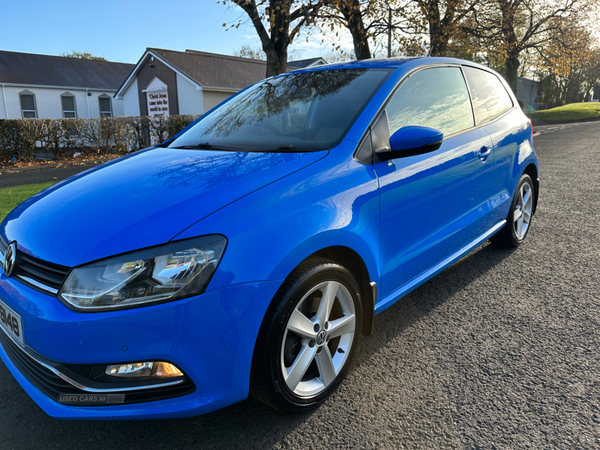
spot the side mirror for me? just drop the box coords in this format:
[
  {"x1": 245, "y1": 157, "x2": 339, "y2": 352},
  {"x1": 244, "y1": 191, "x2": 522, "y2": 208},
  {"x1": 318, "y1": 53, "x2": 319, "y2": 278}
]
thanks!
[{"x1": 375, "y1": 126, "x2": 444, "y2": 161}]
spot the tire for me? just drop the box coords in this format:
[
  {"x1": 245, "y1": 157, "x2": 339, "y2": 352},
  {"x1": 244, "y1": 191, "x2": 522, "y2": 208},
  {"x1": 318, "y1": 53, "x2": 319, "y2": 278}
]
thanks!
[
  {"x1": 491, "y1": 173, "x2": 535, "y2": 248},
  {"x1": 251, "y1": 257, "x2": 363, "y2": 413}
]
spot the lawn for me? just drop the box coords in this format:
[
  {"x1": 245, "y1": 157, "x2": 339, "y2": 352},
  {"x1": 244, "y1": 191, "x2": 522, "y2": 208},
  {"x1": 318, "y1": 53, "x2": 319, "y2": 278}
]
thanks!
[
  {"x1": 531, "y1": 102, "x2": 600, "y2": 124},
  {"x1": 0, "y1": 182, "x2": 56, "y2": 222}
]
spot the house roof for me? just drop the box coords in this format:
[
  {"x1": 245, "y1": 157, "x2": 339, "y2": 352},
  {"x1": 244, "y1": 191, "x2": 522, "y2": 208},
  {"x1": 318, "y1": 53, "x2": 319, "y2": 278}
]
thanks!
[
  {"x1": 288, "y1": 57, "x2": 328, "y2": 68},
  {"x1": 176, "y1": 49, "x2": 272, "y2": 89},
  {"x1": 116, "y1": 48, "x2": 320, "y2": 98},
  {"x1": 0, "y1": 50, "x2": 134, "y2": 90}
]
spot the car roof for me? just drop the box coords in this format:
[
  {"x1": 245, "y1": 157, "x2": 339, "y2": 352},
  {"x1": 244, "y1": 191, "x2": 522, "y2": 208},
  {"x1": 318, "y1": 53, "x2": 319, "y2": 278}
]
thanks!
[{"x1": 285, "y1": 56, "x2": 494, "y2": 75}]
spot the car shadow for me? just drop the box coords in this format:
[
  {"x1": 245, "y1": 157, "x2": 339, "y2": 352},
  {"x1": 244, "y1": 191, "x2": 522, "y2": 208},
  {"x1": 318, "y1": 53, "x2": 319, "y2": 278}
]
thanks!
[{"x1": 354, "y1": 242, "x2": 518, "y2": 369}]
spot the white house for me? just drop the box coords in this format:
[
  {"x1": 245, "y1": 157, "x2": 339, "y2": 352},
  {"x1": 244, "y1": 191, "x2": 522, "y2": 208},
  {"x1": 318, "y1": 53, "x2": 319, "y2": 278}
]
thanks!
[
  {"x1": 0, "y1": 50, "x2": 133, "y2": 120},
  {"x1": 114, "y1": 48, "x2": 326, "y2": 117},
  {"x1": 288, "y1": 57, "x2": 328, "y2": 69}
]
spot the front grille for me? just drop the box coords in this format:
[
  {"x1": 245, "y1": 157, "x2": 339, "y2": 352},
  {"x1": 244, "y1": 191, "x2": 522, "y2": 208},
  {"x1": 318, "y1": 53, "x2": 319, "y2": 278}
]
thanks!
[
  {"x1": 0, "y1": 331, "x2": 195, "y2": 406},
  {"x1": 0, "y1": 236, "x2": 70, "y2": 295},
  {"x1": 14, "y1": 252, "x2": 70, "y2": 295}
]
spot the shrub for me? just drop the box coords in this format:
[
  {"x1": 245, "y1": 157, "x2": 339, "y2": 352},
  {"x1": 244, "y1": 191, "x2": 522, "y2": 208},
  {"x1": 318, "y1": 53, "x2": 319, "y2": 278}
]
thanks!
[{"x1": 0, "y1": 114, "x2": 200, "y2": 164}]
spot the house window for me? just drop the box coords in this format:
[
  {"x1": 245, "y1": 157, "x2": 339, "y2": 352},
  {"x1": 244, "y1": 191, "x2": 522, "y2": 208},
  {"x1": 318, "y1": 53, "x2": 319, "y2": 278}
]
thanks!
[
  {"x1": 20, "y1": 92, "x2": 37, "y2": 118},
  {"x1": 98, "y1": 96, "x2": 112, "y2": 118},
  {"x1": 61, "y1": 94, "x2": 77, "y2": 118}
]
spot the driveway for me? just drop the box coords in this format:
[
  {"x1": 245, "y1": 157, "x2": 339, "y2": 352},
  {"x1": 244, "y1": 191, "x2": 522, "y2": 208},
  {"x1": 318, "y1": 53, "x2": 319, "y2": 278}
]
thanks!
[{"x1": 1, "y1": 121, "x2": 599, "y2": 449}]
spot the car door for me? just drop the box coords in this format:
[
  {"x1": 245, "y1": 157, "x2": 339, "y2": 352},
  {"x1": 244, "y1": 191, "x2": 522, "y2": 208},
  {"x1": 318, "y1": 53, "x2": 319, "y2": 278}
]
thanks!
[{"x1": 375, "y1": 66, "x2": 496, "y2": 300}]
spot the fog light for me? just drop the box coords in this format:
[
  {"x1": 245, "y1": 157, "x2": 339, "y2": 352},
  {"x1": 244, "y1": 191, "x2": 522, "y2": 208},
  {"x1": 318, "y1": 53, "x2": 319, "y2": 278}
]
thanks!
[{"x1": 105, "y1": 361, "x2": 183, "y2": 378}]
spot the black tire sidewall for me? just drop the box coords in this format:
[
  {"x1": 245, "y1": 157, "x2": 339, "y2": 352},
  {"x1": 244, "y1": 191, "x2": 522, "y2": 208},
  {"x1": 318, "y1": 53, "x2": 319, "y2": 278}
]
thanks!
[{"x1": 263, "y1": 263, "x2": 363, "y2": 411}]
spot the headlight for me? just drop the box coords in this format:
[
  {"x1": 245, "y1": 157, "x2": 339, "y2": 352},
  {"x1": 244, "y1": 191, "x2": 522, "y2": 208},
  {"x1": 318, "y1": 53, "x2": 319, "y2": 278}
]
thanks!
[{"x1": 59, "y1": 235, "x2": 227, "y2": 311}]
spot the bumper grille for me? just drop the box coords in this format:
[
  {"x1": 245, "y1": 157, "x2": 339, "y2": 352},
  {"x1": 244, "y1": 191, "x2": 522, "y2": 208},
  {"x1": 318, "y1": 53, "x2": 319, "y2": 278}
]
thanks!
[
  {"x1": 0, "y1": 331, "x2": 195, "y2": 406},
  {"x1": 0, "y1": 237, "x2": 69, "y2": 295}
]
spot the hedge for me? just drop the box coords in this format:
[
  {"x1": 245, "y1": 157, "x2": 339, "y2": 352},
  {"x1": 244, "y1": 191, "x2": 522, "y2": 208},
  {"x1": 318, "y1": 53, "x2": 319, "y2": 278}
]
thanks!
[{"x1": 0, "y1": 114, "x2": 200, "y2": 163}]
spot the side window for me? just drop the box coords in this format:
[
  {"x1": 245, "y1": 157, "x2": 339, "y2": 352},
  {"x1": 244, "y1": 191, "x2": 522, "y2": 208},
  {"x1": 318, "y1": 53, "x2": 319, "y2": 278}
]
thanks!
[
  {"x1": 385, "y1": 67, "x2": 474, "y2": 137},
  {"x1": 20, "y1": 91, "x2": 37, "y2": 118},
  {"x1": 61, "y1": 93, "x2": 77, "y2": 118},
  {"x1": 463, "y1": 67, "x2": 513, "y2": 125},
  {"x1": 98, "y1": 95, "x2": 112, "y2": 118}
]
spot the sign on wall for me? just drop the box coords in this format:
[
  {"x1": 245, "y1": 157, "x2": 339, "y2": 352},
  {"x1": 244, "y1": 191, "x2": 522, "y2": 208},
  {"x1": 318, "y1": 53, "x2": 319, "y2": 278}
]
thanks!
[{"x1": 145, "y1": 77, "x2": 169, "y2": 116}]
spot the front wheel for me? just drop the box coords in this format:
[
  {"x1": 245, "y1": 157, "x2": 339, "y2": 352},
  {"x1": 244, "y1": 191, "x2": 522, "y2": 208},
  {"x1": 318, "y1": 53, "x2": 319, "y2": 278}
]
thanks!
[
  {"x1": 251, "y1": 258, "x2": 363, "y2": 412},
  {"x1": 491, "y1": 173, "x2": 535, "y2": 248}
]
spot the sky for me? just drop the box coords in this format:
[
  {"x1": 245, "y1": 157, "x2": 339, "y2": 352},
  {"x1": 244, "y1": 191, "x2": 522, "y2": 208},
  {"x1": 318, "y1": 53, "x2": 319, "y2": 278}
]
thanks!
[{"x1": 0, "y1": 0, "x2": 353, "y2": 63}]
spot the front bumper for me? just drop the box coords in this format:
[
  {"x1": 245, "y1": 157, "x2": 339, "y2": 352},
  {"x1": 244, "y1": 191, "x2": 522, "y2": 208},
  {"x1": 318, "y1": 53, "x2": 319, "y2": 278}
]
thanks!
[{"x1": 0, "y1": 274, "x2": 282, "y2": 419}]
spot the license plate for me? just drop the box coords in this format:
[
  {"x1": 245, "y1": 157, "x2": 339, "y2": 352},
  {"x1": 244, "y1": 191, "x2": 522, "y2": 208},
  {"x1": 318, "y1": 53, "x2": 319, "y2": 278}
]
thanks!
[{"x1": 0, "y1": 299, "x2": 24, "y2": 346}]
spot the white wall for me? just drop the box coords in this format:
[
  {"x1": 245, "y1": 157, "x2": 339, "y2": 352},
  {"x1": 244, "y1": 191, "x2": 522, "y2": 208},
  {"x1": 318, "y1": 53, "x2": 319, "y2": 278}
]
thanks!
[
  {"x1": 0, "y1": 85, "x2": 124, "y2": 119},
  {"x1": 176, "y1": 73, "x2": 203, "y2": 115},
  {"x1": 0, "y1": 86, "x2": 7, "y2": 119},
  {"x1": 122, "y1": 78, "x2": 140, "y2": 116},
  {"x1": 203, "y1": 90, "x2": 233, "y2": 113}
]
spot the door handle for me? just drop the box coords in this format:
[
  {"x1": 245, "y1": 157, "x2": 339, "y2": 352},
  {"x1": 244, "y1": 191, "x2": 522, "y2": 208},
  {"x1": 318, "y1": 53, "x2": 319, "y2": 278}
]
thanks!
[{"x1": 479, "y1": 146, "x2": 491, "y2": 161}]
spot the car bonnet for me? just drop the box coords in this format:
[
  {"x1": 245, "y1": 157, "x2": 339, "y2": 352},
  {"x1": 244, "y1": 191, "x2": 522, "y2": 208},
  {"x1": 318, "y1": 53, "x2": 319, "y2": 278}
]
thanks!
[{"x1": 1, "y1": 147, "x2": 327, "y2": 267}]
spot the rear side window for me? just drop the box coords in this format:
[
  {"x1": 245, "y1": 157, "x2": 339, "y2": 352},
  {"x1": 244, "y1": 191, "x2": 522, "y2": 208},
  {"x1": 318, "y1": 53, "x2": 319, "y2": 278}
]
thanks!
[{"x1": 463, "y1": 67, "x2": 513, "y2": 125}]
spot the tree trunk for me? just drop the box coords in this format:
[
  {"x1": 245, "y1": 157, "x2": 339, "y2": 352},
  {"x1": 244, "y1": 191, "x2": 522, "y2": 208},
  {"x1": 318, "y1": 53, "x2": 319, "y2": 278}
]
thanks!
[
  {"x1": 422, "y1": 1, "x2": 449, "y2": 57},
  {"x1": 387, "y1": 6, "x2": 392, "y2": 58},
  {"x1": 429, "y1": 24, "x2": 449, "y2": 56},
  {"x1": 234, "y1": 0, "x2": 292, "y2": 78},
  {"x1": 500, "y1": 1, "x2": 520, "y2": 95},
  {"x1": 505, "y1": 53, "x2": 520, "y2": 95},
  {"x1": 341, "y1": 0, "x2": 371, "y2": 60},
  {"x1": 264, "y1": 45, "x2": 288, "y2": 77}
]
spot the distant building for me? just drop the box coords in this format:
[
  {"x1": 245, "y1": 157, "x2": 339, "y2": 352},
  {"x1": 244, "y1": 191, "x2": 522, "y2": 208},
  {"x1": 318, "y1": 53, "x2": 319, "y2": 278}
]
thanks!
[
  {"x1": 115, "y1": 49, "x2": 330, "y2": 118},
  {"x1": 115, "y1": 48, "x2": 273, "y2": 117},
  {"x1": 592, "y1": 86, "x2": 599, "y2": 102},
  {"x1": 288, "y1": 57, "x2": 328, "y2": 69},
  {"x1": 515, "y1": 76, "x2": 540, "y2": 110},
  {"x1": 0, "y1": 50, "x2": 133, "y2": 119}
]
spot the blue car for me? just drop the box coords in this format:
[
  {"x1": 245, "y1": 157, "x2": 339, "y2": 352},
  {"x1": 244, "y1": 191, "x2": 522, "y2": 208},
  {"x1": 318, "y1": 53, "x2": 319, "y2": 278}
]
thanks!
[{"x1": 0, "y1": 57, "x2": 538, "y2": 419}]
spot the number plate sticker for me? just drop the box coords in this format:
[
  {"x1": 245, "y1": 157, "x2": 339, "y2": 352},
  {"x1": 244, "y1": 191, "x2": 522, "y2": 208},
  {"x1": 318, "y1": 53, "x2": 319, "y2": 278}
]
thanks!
[{"x1": 0, "y1": 300, "x2": 24, "y2": 346}]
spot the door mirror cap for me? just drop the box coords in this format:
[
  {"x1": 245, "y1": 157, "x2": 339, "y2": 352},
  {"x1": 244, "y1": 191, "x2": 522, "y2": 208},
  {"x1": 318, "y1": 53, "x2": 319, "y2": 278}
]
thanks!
[{"x1": 375, "y1": 126, "x2": 444, "y2": 161}]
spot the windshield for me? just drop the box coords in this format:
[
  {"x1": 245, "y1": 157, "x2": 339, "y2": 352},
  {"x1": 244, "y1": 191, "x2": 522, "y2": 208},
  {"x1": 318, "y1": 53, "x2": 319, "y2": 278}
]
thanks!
[{"x1": 167, "y1": 68, "x2": 392, "y2": 152}]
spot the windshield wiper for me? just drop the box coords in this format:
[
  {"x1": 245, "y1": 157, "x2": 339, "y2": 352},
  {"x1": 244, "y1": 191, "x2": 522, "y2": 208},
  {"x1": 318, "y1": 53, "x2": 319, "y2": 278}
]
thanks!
[{"x1": 173, "y1": 143, "x2": 246, "y2": 151}]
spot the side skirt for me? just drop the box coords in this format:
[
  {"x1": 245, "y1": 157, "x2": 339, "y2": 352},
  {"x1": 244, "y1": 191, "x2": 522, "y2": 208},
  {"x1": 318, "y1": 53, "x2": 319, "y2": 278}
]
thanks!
[{"x1": 375, "y1": 220, "x2": 506, "y2": 314}]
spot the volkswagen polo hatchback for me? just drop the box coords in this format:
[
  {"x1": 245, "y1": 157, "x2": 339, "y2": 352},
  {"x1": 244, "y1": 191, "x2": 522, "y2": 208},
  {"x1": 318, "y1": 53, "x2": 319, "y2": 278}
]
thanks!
[{"x1": 0, "y1": 57, "x2": 538, "y2": 419}]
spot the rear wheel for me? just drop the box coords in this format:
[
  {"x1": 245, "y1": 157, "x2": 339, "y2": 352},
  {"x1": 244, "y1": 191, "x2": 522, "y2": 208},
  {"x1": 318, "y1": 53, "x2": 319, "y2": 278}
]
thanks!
[
  {"x1": 251, "y1": 258, "x2": 363, "y2": 412},
  {"x1": 491, "y1": 173, "x2": 535, "y2": 248}
]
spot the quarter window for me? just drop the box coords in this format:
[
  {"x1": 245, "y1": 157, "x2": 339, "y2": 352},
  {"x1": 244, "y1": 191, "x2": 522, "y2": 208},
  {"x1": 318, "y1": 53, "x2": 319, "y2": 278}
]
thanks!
[
  {"x1": 463, "y1": 67, "x2": 513, "y2": 125},
  {"x1": 385, "y1": 67, "x2": 474, "y2": 137},
  {"x1": 20, "y1": 92, "x2": 37, "y2": 118},
  {"x1": 61, "y1": 95, "x2": 77, "y2": 118},
  {"x1": 98, "y1": 96, "x2": 112, "y2": 118}
]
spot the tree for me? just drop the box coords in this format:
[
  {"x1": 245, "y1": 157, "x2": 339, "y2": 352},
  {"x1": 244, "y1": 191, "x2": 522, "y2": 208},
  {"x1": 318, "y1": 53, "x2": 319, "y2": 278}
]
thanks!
[
  {"x1": 59, "y1": 51, "x2": 107, "y2": 61},
  {"x1": 317, "y1": 1, "x2": 422, "y2": 60},
  {"x1": 534, "y1": 21, "x2": 600, "y2": 106},
  {"x1": 233, "y1": 44, "x2": 303, "y2": 61},
  {"x1": 321, "y1": 0, "x2": 374, "y2": 59},
  {"x1": 469, "y1": 0, "x2": 591, "y2": 94},
  {"x1": 234, "y1": 44, "x2": 266, "y2": 59},
  {"x1": 226, "y1": 1, "x2": 324, "y2": 77}
]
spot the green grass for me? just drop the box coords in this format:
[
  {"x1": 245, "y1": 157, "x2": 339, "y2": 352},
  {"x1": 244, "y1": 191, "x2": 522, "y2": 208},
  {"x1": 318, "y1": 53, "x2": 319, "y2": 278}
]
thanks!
[
  {"x1": 531, "y1": 102, "x2": 600, "y2": 124},
  {"x1": 0, "y1": 182, "x2": 56, "y2": 222}
]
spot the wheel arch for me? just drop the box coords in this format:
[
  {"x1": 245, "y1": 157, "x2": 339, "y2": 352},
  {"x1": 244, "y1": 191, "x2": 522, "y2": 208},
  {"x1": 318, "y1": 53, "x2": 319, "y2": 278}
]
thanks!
[
  {"x1": 523, "y1": 162, "x2": 539, "y2": 214},
  {"x1": 267, "y1": 232, "x2": 379, "y2": 337},
  {"x1": 309, "y1": 246, "x2": 376, "y2": 336}
]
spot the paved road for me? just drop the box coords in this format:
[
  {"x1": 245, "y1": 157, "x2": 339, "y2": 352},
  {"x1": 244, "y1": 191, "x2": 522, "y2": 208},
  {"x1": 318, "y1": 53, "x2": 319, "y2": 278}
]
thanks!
[
  {"x1": 1, "y1": 122, "x2": 599, "y2": 449},
  {"x1": 0, "y1": 162, "x2": 103, "y2": 189}
]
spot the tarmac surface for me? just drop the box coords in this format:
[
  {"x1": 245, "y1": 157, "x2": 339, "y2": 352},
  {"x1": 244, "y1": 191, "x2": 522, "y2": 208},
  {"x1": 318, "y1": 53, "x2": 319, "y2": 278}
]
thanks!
[
  {"x1": 0, "y1": 121, "x2": 599, "y2": 449},
  {"x1": 0, "y1": 162, "x2": 102, "y2": 188}
]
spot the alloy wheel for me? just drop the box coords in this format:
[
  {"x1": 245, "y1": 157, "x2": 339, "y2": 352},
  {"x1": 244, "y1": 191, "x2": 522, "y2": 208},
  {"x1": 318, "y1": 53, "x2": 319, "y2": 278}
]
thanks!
[
  {"x1": 513, "y1": 181, "x2": 533, "y2": 240},
  {"x1": 281, "y1": 280, "x2": 356, "y2": 398}
]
